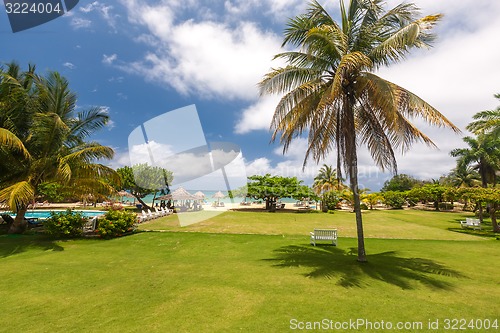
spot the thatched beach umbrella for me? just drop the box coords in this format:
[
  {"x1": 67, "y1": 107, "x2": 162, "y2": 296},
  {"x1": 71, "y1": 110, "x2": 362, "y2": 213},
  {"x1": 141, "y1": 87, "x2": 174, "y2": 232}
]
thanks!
[
  {"x1": 117, "y1": 190, "x2": 135, "y2": 204},
  {"x1": 171, "y1": 187, "x2": 196, "y2": 201},
  {"x1": 156, "y1": 194, "x2": 172, "y2": 201},
  {"x1": 193, "y1": 191, "x2": 206, "y2": 200},
  {"x1": 212, "y1": 190, "x2": 225, "y2": 205}
]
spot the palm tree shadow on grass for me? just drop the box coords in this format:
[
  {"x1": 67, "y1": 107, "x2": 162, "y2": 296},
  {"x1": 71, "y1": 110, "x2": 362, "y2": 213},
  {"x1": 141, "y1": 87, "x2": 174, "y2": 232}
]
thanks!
[
  {"x1": 265, "y1": 245, "x2": 466, "y2": 290},
  {"x1": 0, "y1": 234, "x2": 64, "y2": 258}
]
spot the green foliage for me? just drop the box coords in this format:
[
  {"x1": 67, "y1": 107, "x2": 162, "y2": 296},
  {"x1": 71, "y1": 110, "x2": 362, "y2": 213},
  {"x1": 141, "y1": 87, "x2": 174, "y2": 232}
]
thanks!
[
  {"x1": 364, "y1": 193, "x2": 382, "y2": 210},
  {"x1": 450, "y1": 134, "x2": 500, "y2": 187},
  {"x1": 382, "y1": 191, "x2": 406, "y2": 209},
  {"x1": 36, "y1": 183, "x2": 65, "y2": 202},
  {"x1": 322, "y1": 190, "x2": 342, "y2": 210},
  {"x1": 0, "y1": 63, "x2": 118, "y2": 233},
  {"x1": 408, "y1": 184, "x2": 448, "y2": 210},
  {"x1": 44, "y1": 210, "x2": 86, "y2": 237},
  {"x1": 381, "y1": 174, "x2": 422, "y2": 192},
  {"x1": 96, "y1": 210, "x2": 137, "y2": 239},
  {"x1": 243, "y1": 174, "x2": 316, "y2": 209},
  {"x1": 117, "y1": 164, "x2": 173, "y2": 200}
]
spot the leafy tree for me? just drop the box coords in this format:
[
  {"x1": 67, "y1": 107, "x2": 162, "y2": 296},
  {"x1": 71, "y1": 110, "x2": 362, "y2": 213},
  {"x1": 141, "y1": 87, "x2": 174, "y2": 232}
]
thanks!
[
  {"x1": 408, "y1": 184, "x2": 447, "y2": 211},
  {"x1": 244, "y1": 174, "x2": 316, "y2": 210},
  {"x1": 37, "y1": 182, "x2": 65, "y2": 203},
  {"x1": 381, "y1": 174, "x2": 421, "y2": 192},
  {"x1": 364, "y1": 193, "x2": 382, "y2": 210},
  {"x1": 458, "y1": 187, "x2": 500, "y2": 232},
  {"x1": 116, "y1": 164, "x2": 173, "y2": 209},
  {"x1": 260, "y1": 0, "x2": 459, "y2": 261},
  {"x1": 0, "y1": 64, "x2": 117, "y2": 234},
  {"x1": 382, "y1": 191, "x2": 406, "y2": 209}
]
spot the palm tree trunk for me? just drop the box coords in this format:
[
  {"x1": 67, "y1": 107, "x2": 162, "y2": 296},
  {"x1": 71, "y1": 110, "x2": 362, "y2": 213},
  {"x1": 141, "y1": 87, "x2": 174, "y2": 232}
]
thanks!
[
  {"x1": 491, "y1": 203, "x2": 499, "y2": 233},
  {"x1": 346, "y1": 96, "x2": 367, "y2": 263},
  {"x1": 8, "y1": 207, "x2": 28, "y2": 234},
  {"x1": 349, "y1": 150, "x2": 367, "y2": 262}
]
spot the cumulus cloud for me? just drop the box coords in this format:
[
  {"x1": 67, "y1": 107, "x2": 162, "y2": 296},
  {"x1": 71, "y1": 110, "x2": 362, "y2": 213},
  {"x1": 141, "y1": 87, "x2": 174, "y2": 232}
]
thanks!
[
  {"x1": 116, "y1": 1, "x2": 283, "y2": 100},
  {"x1": 235, "y1": 95, "x2": 280, "y2": 134}
]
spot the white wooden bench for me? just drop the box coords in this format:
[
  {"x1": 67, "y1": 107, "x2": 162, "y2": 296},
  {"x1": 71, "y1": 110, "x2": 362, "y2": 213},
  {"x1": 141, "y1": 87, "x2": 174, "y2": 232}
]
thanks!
[
  {"x1": 310, "y1": 229, "x2": 337, "y2": 246},
  {"x1": 460, "y1": 218, "x2": 482, "y2": 230}
]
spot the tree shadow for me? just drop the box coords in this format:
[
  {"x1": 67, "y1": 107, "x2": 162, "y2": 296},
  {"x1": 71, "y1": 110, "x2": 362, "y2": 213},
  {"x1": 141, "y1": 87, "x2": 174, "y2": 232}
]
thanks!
[
  {"x1": 264, "y1": 245, "x2": 466, "y2": 290},
  {"x1": 0, "y1": 233, "x2": 64, "y2": 259}
]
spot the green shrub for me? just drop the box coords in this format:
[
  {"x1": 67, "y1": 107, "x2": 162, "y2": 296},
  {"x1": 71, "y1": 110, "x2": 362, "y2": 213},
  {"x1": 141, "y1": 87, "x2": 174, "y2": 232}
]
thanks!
[
  {"x1": 360, "y1": 203, "x2": 368, "y2": 210},
  {"x1": 327, "y1": 210, "x2": 335, "y2": 214},
  {"x1": 44, "y1": 210, "x2": 86, "y2": 237},
  {"x1": 96, "y1": 210, "x2": 137, "y2": 239},
  {"x1": 382, "y1": 191, "x2": 406, "y2": 209}
]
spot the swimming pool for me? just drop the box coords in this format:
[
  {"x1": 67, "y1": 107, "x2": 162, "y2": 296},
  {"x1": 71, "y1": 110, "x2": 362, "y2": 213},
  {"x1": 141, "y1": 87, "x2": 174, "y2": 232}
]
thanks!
[{"x1": 3, "y1": 210, "x2": 107, "y2": 220}]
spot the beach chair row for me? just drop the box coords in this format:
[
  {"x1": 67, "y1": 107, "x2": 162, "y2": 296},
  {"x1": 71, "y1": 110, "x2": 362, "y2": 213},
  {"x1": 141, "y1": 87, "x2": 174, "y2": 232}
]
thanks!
[{"x1": 137, "y1": 207, "x2": 173, "y2": 223}]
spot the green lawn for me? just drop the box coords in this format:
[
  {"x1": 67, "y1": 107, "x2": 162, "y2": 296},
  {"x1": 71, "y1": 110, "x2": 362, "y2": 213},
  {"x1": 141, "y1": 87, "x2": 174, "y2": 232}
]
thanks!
[
  {"x1": 0, "y1": 210, "x2": 498, "y2": 332},
  {"x1": 138, "y1": 209, "x2": 495, "y2": 240}
]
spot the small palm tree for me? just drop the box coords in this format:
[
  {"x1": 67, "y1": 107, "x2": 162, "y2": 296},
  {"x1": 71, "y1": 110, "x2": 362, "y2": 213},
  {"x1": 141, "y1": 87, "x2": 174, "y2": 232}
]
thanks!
[
  {"x1": 448, "y1": 163, "x2": 481, "y2": 188},
  {"x1": 0, "y1": 64, "x2": 118, "y2": 233},
  {"x1": 260, "y1": 0, "x2": 459, "y2": 262},
  {"x1": 313, "y1": 164, "x2": 344, "y2": 194}
]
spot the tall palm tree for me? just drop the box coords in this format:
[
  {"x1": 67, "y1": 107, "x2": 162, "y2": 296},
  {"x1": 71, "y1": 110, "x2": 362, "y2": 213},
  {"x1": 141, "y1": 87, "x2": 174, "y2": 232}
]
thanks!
[
  {"x1": 450, "y1": 135, "x2": 500, "y2": 188},
  {"x1": 0, "y1": 65, "x2": 118, "y2": 233},
  {"x1": 466, "y1": 94, "x2": 500, "y2": 137},
  {"x1": 260, "y1": 0, "x2": 460, "y2": 262}
]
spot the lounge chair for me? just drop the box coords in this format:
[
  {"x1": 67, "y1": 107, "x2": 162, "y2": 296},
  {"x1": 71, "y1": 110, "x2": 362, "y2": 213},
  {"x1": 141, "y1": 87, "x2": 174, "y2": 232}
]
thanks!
[
  {"x1": 147, "y1": 209, "x2": 158, "y2": 219},
  {"x1": 83, "y1": 217, "x2": 97, "y2": 232},
  {"x1": 155, "y1": 207, "x2": 166, "y2": 217}
]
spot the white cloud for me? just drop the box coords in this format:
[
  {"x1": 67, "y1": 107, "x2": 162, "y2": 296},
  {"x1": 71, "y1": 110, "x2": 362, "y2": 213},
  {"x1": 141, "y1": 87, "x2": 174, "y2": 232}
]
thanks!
[
  {"x1": 108, "y1": 0, "x2": 499, "y2": 190},
  {"x1": 71, "y1": 17, "x2": 92, "y2": 29},
  {"x1": 63, "y1": 62, "x2": 76, "y2": 70},
  {"x1": 117, "y1": 0, "x2": 283, "y2": 100},
  {"x1": 78, "y1": 1, "x2": 118, "y2": 30},
  {"x1": 235, "y1": 95, "x2": 280, "y2": 134},
  {"x1": 102, "y1": 54, "x2": 118, "y2": 65}
]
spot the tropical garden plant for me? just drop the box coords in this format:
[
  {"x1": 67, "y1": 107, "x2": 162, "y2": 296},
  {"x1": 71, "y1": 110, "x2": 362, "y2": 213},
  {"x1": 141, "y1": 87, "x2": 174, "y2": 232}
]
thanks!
[
  {"x1": 260, "y1": 0, "x2": 459, "y2": 261},
  {"x1": 96, "y1": 209, "x2": 137, "y2": 239},
  {"x1": 43, "y1": 209, "x2": 87, "y2": 238},
  {"x1": 0, "y1": 63, "x2": 118, "y2": 234}
]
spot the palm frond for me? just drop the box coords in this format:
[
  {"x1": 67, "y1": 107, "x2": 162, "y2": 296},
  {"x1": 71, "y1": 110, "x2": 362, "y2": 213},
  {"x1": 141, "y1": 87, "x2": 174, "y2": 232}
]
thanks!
[
  {"x1": 69, "y1": 106, "x2": 110, "y2": 142},
  {"x1": 0, "y1": 181, "x2": 34, "y2": 212},
  {"x1": 0, "y1": 128, "x2": 30, "y2": 159}
]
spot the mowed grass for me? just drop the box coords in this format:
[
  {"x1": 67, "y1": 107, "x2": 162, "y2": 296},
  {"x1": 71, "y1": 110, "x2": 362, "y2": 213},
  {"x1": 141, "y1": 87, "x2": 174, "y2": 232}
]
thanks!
[
  {"x1": 0, "y1": 210, "x2": 498, "y2": 332},
  {"x1": 138, "y1": 209, "x2": 493, "y2": 241}
]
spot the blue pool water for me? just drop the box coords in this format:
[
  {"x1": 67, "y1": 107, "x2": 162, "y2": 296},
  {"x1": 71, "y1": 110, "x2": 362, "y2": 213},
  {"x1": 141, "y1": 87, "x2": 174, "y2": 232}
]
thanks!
[{"x1": 5, "y1": 210, "x2": 106, "y2": 220}]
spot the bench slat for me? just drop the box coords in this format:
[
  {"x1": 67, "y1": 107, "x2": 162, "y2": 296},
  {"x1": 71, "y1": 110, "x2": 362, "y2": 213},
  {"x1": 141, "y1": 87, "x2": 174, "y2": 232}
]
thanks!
[{"x1": 310, "y1": 228, "x2": 337, "y2": 246}]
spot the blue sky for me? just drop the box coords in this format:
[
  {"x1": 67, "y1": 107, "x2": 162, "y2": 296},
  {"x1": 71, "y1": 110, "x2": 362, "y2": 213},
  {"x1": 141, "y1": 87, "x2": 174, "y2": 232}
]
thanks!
[{"x1": 1, "y1": 0, "x2": 500, "y2": 191}]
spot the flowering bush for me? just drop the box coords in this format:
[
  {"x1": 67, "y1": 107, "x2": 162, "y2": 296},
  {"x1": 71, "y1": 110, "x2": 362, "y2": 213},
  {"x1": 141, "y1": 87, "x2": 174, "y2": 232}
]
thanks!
[
  {"x1": 96, "y1": 210, "x2": 136, "y2": 239},
  {"x1": 44, "y1": 210, "x2": 86, "y2": 237}
]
